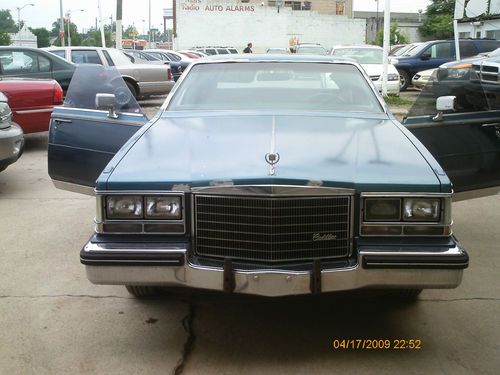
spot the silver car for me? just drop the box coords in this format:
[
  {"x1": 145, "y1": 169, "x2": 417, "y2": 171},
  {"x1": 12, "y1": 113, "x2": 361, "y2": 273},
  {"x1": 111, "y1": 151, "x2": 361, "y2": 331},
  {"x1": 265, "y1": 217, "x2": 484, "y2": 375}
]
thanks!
[
  {"x1": 45, "y1": 47, "x2": 174, "y2": 98},
  {"x1": 0, "y1": 92, "x2": 23, "y2": 172}
]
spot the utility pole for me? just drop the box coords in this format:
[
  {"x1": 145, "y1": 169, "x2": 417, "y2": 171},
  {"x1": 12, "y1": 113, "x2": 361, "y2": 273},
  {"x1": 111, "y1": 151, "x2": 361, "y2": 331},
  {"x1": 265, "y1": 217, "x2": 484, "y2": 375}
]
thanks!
[
  {"x1": 98, "y1": 0, "x2": 106, "y2": 47},
  {"x1": 148, "y1": 0, "x2": 152, "y2": 48},
  {"x1": 116, "y1": 0, "x2": 123, "y2": 49},
  {"x1": 382, "y1": 0, "x2": 391, "y2": 97},
  {"x1": 59, "y1": 0, "x2": 65, "y2": 46}
]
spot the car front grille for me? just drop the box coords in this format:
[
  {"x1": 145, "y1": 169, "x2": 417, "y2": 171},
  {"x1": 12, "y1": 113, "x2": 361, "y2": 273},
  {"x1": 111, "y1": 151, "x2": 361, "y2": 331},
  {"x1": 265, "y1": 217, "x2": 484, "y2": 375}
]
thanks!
[
  {"x1": 472, "y1": 63, "x2": 499, "y2": 84},
  {"x1": 193, "y1": 194, "x2": 351, "y2": 263}
]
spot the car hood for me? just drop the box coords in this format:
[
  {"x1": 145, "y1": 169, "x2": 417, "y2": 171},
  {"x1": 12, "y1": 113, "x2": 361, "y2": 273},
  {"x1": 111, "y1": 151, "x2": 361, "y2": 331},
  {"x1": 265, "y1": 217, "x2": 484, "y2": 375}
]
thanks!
[
  {"x1": 102, "y1": 113, "x2": 442, "y2": 192},
  {"x1": 360, "y1": 63, "x2": 398, "y2": 76}
]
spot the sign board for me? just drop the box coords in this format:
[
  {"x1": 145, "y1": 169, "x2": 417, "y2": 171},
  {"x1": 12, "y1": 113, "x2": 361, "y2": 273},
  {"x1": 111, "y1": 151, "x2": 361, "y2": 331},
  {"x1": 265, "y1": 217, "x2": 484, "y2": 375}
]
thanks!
[
  {"x1": 163, "y1": 8, "x2": 173, "y2": 19},
  {"x1": 455, "y1": 0, "x2": 500, "y2": 19}
]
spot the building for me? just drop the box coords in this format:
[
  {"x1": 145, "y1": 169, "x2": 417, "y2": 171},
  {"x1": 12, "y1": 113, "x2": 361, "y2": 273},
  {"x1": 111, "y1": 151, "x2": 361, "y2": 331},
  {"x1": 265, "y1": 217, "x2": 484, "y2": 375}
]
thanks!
[
  {"x1": 9, "y1": 25, "x2": 37, "y2": 48},
  {"x1": 174, "y1": 0, "x2": 364, "y2": 52},
  {"x1": 456, "y1": 0, "x2": 500, "y2": 40},
  {"x1": 354, "y1": 11, "x2": 426, "y2": 44}
]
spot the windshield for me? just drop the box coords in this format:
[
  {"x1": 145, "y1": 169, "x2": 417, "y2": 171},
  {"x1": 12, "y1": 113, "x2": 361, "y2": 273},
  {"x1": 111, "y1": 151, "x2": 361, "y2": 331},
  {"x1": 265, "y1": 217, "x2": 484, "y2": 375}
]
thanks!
[
  {"x1": 332, "y1": 48, "x2": 383, "y2": 64},
  {"x1": 402, "y1": 43, "x2": 427, "y2": 56},
  {"x1": 296, "y1": 46, "x2": 327, "y2": 55},
  {"x1": 64, "y1": 64, "x2": 143, "y2": 114},
  {"x1": 106, "y1": 48, "x2": 134, "y2": 65},
  {"x1": 168, "y1": 62, "x2": 383, "y2": 113}
]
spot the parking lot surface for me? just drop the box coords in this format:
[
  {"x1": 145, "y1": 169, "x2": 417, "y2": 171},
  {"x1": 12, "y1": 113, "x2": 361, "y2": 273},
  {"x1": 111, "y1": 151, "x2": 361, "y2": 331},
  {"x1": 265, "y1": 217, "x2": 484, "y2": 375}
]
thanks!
[{"x1": 0, "y1": 96, "x2": 498, "y2": 374}]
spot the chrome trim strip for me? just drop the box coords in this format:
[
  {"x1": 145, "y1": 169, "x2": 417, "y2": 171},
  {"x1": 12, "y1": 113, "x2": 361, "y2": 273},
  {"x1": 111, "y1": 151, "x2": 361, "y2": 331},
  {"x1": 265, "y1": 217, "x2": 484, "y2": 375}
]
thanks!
[
  {"x1": 191, "y1": 185, "x2": 355, "y2": 196},
  {"x1": 52, "y1": 114, "x2": 146, "y2": 126},
  {"x1": 55, "y1": 106, "x2": 146, "y2": 117},
  {"x1": 52, "y1": 180, "x2": 95, "y2": 196},
  {"x1": 15, "y1": 108, "x2": 53, "y2": 114},
  {"x1": 83, "y1": 242, "x2": 466, "y2": 295}
]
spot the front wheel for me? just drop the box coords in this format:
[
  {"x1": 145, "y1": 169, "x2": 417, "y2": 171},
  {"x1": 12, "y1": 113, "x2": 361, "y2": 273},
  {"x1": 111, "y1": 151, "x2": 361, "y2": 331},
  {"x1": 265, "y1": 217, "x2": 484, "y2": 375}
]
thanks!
[
  {"x1": 398, "y1": 70, "x2": 411, "y2": 91},
  {"x1": 125, "y1": 285, "x2": 159, "y2": 298}
]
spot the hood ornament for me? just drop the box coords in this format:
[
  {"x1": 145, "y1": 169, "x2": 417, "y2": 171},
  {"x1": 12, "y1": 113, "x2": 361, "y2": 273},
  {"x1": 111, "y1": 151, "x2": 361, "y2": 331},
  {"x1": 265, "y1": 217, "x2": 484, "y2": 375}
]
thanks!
[
  {"x1": 266, "y1": 117, "x2": 280, "y2": 176},
  {"x1": 265, "y1": 152, "x2": 280, "y2": 176}
]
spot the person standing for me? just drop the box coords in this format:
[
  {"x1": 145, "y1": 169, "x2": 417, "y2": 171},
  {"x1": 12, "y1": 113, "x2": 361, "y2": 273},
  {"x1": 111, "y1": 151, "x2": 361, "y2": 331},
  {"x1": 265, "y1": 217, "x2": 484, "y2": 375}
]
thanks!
[{"x1": 243, "y1": 42, "x2": 253, "y2": 53}]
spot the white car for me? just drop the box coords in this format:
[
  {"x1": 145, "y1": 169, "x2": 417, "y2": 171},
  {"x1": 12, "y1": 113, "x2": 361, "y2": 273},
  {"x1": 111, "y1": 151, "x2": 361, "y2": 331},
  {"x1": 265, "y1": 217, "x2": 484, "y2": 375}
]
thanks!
[
  {"x1": 412, "y1": 68, "x2": 437, "y2": 90},
  {"x1": 331, "y1": 45, "x2": 400, "y2": 96}
]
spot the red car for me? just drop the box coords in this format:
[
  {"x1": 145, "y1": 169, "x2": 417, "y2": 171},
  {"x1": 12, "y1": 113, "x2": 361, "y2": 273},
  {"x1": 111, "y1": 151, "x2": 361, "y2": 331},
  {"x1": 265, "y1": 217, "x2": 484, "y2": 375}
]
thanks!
[{"x1": 0, "y1": 79, "x2": 63, "y2": 133}]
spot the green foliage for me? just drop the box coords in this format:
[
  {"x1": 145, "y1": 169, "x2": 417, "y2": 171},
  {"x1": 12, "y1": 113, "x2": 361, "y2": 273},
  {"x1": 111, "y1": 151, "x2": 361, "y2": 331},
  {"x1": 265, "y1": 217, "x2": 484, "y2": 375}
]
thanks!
[
  {"x1": 123, "y1": 25, "x2": 138, "y2": 39},
  {"x1": 81, "y1": 29, "x2": 113, "y2": 47},
  {"x1": 420, "y1": 0, "x2": 455, "y2": 39},
  {"x1": 50, "y1": 19, "x2": 82, "y2": 46},
  {"x1": 30, "y1": 27, "x2": 51, "y2": 48},
  {"x1": 373, "y1": 23, "x2": 409, "y2": 46},
  {"x1": 0, "y1": 9, "x2": 16, "y2": 33},
  {"x1": 0, "y1": 31, "x2": 10, "y2": 45}
]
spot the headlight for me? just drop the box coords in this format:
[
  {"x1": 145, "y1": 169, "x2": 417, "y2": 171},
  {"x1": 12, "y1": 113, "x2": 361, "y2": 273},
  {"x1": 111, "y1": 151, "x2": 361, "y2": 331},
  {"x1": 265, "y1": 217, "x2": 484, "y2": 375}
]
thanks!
[
  {"x1": 390, "y1": 58, "x2": 399, "y2": 65},
  {"x1": 365, "y1": 199, "x2": 401, "y2": 221},
  {"x1": 447, "y1": 67, "x2": 471, "y2": 79},
  {"x1": 403, "y1": 198, "x2": 440, "y2": 222},
  {"x1": 145, "y1": 196, "x2": 182, "y2": 219},
  {"x1": 106, "y1": 195, "x2": 143, "y2": 219},
  {"x1": 0, "y1": 101, "x2": 12, "y2": 123},
  {"x1": 388, "y1": 73, "x2": 399, "y2": 81}
]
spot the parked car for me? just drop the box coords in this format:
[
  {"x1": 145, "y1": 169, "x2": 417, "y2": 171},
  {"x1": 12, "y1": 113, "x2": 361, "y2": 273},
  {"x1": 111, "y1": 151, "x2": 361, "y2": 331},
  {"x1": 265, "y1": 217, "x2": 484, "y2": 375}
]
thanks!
[
  {"x1": 266, "y1": 48, "x2": 289, "y2": 54},
  {"x1": 389, "y1": 44, "x2": 407, "y2": 55},
  {"x1": 142, "y1": 49, "x2": 192, "y2": 81},
  {"x1": 177, "y1": 50, "x2": 201, "y2": 59},
  {"x1": 192, "y1": 46, "x2": 238, "y2": 55},
  {"x1": 182, "y1": 50, "x2": 208, "y2": 58},
  {"x1": 390, "y1": 43, "x2": 423, "y2": 57},
  {"x1": 123, "y1": 49, "x2": 165, "y2": 65},
  {"x1": 464, "y1": 54, "x2": 500, "y2": 110},
  {"x1": 44, "y1": 47, "x2": 174, "y2": 98},
  {"x1": 330, "y1": 45, "x2": 400, "y2": 95},
  {"x1": 0, "y1": 46, "x2": 76, "y2": 93},
  {"x1": 294, "y1": 43, "x2": 328, "y2": 55},
  {"x1": 412, "y1": 68, "x2": 437, "y2": 90},
  {"x1": 0, "y1": 78, "x2": 63, "y2": 133},
  {"x1": 392, "y1": 39, "x2": 500, "y2": 90},
  {"x1": 47, "y1": 55, "x2": 500, "y2": 300},
  {"x1": 0, "y1": 92, "x2": 23, "y2": 172}
]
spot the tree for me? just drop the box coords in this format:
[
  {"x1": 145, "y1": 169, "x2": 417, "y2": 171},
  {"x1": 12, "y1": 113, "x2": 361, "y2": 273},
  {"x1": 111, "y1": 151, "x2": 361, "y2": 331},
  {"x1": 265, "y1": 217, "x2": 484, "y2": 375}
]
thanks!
[
  {"x1": 30, "y1": 27, "x2": 51, "y2": 47},
  {"x1": 420, "y1": 0, "x2": 455, "y2": 39},
  {"x1": 123, "y1": 25, "x2": 138, "y2": 39},
  {"x1": 0, "y1": 31, "x2": 10, "y2": 45},
  {"x1": 51, "y1": 19, "x2": 82, "y2": 46},
  {"x1": 81, "y1": 28, "x2": 113, "y2": 47},
  {"x1": 0, "y1": 9, "x2": 16, "y2": 32},
  {"x1": 373, "y1": 23, "x2": 409, "y2": 46}
]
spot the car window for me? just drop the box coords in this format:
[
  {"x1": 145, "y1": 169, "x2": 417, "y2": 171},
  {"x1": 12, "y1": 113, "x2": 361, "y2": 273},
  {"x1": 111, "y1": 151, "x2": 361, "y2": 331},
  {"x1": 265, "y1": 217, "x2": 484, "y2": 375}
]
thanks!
[
  {"x1": 168, "y1": 62, "x2": 383, "y2": 113},
  {"x1": 459, "y1": 42, "x2": 478, "y2": 58},
  {"x1": 166, "y1": 52, "x2": 181, "y2": 62},
  {"x1": 228, "y1": 49, "x2": 238, "y2": 54},
  {"x1": 423, "y1": 43, "x2": 451, "y2": 59},
  {"x1": 332, "y1": 48, "x2": 383, "y2": 64},
  {"x1": 38, "y1": 54, "x2": 51, "y2": 72},
  {"x1": 71, "y1": 50, "x2": 102, "y2": 65},
  {"x1": 102, "y1": 50, "x2": 115, "y2": 66},
  {"x1": 217, "y1": 49, "x2": 229, "y2": 54},
  {"x1": 0, "y1": 51, "x2": 38, "y2": 74},
  {"x1": 205, "y1": 49, "x2": 216, "y2": 55},
  {"x1": 478, "y1": 40, "x2": 500, "y2": 52},
  {"x1": 50, "y1": 50, "x2": 66, "y2": 59},
  {"x1": 105, "y1": 49, "x2": 133, "y2": 65},
  {"x1": 148, "y1": 52, "x2": 168, "y2": 61}
]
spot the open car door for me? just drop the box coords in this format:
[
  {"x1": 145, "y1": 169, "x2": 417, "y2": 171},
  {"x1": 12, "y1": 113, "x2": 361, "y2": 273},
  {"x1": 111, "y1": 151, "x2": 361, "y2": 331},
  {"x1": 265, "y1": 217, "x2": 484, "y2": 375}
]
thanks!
[
  {"x1": 48, "y1": 65, "x2": 148, "y2": 194},
  {"x1": 403, "y1": 66, "x2": 500, "y2": 200}
]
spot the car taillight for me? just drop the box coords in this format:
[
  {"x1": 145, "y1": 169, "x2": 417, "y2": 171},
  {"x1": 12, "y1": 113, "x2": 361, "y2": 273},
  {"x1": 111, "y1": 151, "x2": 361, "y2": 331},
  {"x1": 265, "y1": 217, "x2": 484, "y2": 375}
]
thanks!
[
  {"x1": 53, "y1": 83, "x2": 64, "y2": 105},
  {"x1": 168, "y1": 68, "x2": 173, "y2": 81}
]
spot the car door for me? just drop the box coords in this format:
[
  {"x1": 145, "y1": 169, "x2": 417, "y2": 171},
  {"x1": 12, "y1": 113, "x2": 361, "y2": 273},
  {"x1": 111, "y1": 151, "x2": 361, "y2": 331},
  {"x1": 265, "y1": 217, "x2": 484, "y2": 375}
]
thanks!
[
  {"x1": 415, "y1": 42, "x2": 454, "y2": 73},
  {"x1": 403, "y1": 75, "x2": 500, "y2": 199},
  {"x1": 48, "y1": 65, "x2": 148, "y2": 193}
]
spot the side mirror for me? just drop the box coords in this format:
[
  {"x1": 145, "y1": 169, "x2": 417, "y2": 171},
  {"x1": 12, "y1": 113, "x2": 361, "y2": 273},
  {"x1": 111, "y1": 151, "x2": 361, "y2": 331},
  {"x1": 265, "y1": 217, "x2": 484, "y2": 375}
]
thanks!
[
  {"x1": 433, "y1": 96, "x2": 456, "y2": 121},
  {"x1": 421, "y1": 52, "x2": 431, "y2": 60},
  {"x1": 95, "y1": 93, "x2": 118, "y2": 119}
]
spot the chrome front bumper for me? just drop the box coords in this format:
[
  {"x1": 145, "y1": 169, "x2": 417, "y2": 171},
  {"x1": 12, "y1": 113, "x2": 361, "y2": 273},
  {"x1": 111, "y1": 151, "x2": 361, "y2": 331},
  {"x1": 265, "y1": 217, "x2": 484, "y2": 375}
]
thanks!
[{"x1": 81, "y1": 241, "x2": 468, "y2": 297}]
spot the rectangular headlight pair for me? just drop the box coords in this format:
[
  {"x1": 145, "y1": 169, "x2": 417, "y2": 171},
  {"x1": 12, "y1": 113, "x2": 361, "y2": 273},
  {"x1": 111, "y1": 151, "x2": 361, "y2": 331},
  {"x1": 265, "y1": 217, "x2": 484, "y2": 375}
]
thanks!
[
  {"x1": 106, "y1": 195, "x2": 182, "y2": 220},
  {"x1": 364, "y1": 197, "x2": 441, "y2": 222}
]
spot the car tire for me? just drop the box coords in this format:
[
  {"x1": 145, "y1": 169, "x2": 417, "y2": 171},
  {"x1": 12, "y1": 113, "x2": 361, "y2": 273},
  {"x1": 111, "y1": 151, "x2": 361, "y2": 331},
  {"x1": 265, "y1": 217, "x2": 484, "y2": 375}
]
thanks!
[
  {"x1": 398, "y1": 70, "x2": 410, "y2": 91},
  {"x1": 125, "y1": 285, "x2": 159, "y2": 298},
  {"x1": 125, "y1": 81, "x2": 138, "y2": 99}
]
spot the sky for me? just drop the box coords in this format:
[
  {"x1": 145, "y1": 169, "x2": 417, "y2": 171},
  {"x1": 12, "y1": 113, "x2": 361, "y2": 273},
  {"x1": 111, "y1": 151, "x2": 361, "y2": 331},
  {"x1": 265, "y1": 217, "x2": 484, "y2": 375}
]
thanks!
[{"x1": 1, "y1": 0, "x2": 432, "y2": 32}]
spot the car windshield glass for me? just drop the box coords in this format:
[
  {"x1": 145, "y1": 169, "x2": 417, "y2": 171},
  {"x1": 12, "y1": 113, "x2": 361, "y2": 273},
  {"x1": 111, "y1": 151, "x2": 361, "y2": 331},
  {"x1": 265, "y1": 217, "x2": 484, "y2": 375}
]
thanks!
[
  {"x1": 403, "y1": 43, "x2": 428, "y2": 56},
  {"x1": 296, "y1": 46, "x2": 327, "y2": 55},
  {"x1": 64, "y1": 64, "x2": 143, "y2": 114},
  {"x1": 168, "y1": 62, "x2": 383, "y2": 113},
  {"x1": 488, "y1": 47, "x2": 500, "y2": 57},
  {"x1": 332, "y1": 48, "x2": 383, "y2": 64},
  {"x1": 105, "y1": 48, "x2": 133, "y2": 65}
]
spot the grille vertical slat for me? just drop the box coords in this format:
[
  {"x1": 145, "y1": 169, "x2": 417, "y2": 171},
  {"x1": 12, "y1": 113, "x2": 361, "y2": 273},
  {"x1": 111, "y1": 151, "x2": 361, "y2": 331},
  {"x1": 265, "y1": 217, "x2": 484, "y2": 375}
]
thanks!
[{"x1": 194, "y1": 194, "x2": 351, "y2": 263}]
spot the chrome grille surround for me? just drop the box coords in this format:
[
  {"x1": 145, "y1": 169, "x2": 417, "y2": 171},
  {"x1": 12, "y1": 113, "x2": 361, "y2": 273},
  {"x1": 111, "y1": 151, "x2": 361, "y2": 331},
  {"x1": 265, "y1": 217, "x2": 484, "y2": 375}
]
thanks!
[{"x1": 192, "y1": 186, "x2": 353, "y2": 263}]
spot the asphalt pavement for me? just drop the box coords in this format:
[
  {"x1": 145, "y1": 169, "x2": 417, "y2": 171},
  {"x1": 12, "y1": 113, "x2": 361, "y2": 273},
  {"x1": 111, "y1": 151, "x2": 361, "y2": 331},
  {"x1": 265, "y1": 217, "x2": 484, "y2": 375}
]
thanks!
[{"x1": 0, "y1": 96, "x2": 498, "y2": 375}]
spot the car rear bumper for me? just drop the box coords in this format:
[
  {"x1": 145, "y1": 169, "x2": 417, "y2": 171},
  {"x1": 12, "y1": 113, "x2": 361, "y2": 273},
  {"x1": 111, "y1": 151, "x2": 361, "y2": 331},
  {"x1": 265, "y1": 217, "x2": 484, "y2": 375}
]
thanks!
[
  {"x1": 81, "y1": 238, "x2": 468, "y2": 297},
  {"x1": 373, "y1": 80, "x2": 400, "y2": 95}
]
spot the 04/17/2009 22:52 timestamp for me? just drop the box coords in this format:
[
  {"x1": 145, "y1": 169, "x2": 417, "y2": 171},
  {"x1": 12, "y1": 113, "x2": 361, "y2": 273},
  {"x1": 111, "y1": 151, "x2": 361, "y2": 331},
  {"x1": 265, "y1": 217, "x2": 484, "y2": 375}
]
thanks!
[{"x1": 332, "y1": 339, "x2": 423, "y2": 350}]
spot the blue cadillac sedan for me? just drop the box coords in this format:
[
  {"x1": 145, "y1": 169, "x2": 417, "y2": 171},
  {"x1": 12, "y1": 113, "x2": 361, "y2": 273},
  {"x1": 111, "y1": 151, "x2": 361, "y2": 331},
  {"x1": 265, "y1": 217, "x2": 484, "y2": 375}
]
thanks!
[{"x1": 48, "y1": 55, "x2": 499, "y2": 299}]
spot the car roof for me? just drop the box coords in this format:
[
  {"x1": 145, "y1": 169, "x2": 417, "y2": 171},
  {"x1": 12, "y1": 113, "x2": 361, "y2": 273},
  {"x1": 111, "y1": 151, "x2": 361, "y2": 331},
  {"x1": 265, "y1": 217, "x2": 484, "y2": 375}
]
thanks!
[
  {"x1": 196, "y1": 54, "x2": 353, "y2": 63},
  {"x1": 332, "y1": 45, "x2": 382, "y2": 50}
]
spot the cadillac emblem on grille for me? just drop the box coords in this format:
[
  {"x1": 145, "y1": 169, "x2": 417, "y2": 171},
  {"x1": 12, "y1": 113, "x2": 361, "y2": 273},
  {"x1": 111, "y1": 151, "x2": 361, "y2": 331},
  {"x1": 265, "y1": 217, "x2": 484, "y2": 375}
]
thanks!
[{"x1": 194, "y1": 194, "x2": 351, "y2": 263}]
